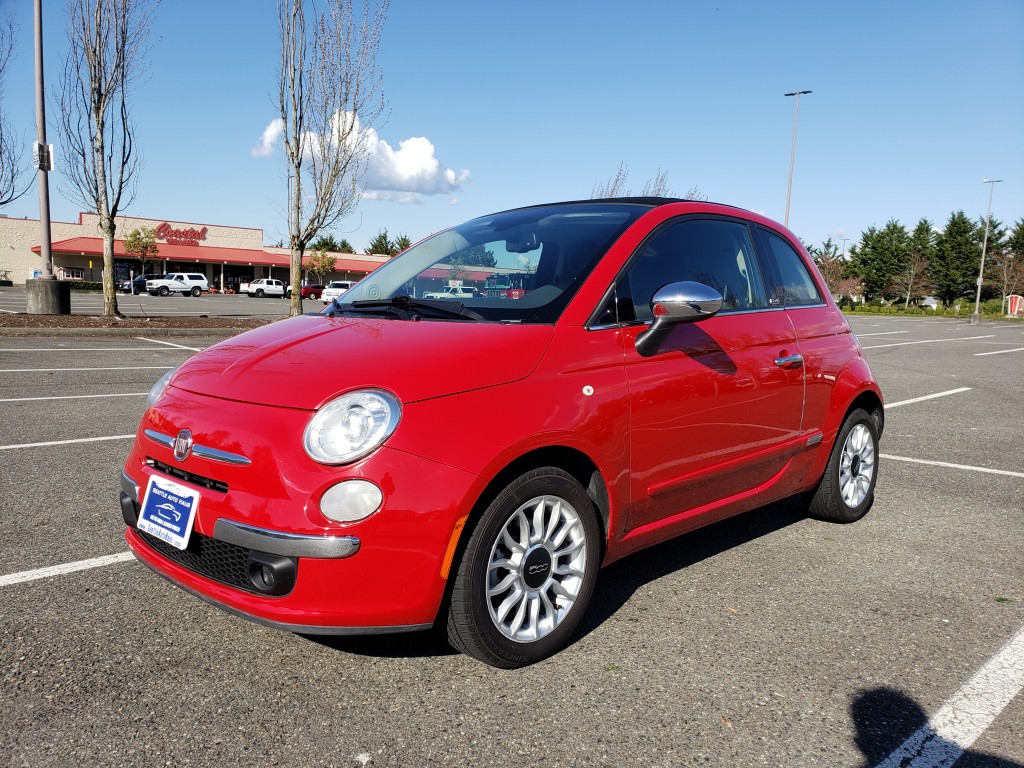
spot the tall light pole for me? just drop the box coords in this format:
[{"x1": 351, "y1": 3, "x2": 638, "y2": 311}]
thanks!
[
  {"x1": 970, "y1": 178, "x2": 1003, "y2": 324},
  {"x1": 784, "y1": 90, "x2": 811, "y2": 227}
]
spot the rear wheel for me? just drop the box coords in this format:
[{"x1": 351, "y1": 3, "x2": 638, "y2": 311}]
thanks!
[
  {"x1": 808, "y1": 408, "x2": 879, "y2": 523},
  {"x1": 447, "y1": 467, "x2": 600, "y2": 668},
  {"x1": 190, "y1": 286, "x2": 201, "y2": 297},
  {"x1": 256, "y1": 289, "x2": 265, "y2": 297}
]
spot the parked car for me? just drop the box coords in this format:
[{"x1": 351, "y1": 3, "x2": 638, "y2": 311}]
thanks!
[
  {"x1": 241, "y1": 278, "x2": 287, "y2": 298},
  {"x1": 120, "y1": 274, "x2": 163, "y2": 294},
  {"x1": 284, "y1": 284, "x2": 325, "y2": 300},
  {"x1": 147, "y1": 273, "x2": 209, "y2": 297},
  {"x1": 120, "y1": 199, "x2": 883, "y2": 668},
  {"x1": 321, "y1": 280, "x2": 354, "y2": 304},
  {"x1": 421, "y1": 285, "x2": 480, "y2": 300}
]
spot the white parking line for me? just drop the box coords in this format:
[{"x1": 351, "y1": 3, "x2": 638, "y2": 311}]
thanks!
[
  {"x1": 135, "y1": 336, "x2": 204, "y2": 352},
  {"x1": 0, "y1": 392, "x2": 147, "y2": 402},
  {"x1": 974, "y1": 347, "x2": 1024, "y2": 357},
  {"x1": 861, "y1": 335, "x2": 995, "y2": 350},
  {"x1": 881, "y1": 454, "x2": 1024, "y2": 479},
  {"x1": 875, "y1": 625, "x2": 1024, "y2": 768},
  {"x1": 0, "y1": 435, "x2": 135, "y2": 451},
  {"x1": 885, "y1": 388, "x2": 972, "y2": 409},
  {"x1": 0, "y1": 552, "x2": 135, "y2": 587},
  {"x1": 0, "y1": 347, "x2": 192, "y2": 352},
  {"x1": 0, "y1": 365, "x2": 173, "y2": 373},
  {"x1": 856, "y1": 331, "x2": 908, "y2": 337}
]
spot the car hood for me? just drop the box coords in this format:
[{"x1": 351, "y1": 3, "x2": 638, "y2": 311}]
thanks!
[{"x1": 169, "y1": 314, "x2": 554, "y2": 409}]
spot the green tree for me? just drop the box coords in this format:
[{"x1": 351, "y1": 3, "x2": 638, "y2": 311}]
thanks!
[
  {"x1": 451, "y1": 244, "x2": 496, "y2": 268},
  {"x1": 304, "y1": 249, "x2": 337, "y2": 283},
  {"x1": 123, "y1": 227, "x2": 159, "y2": 274},
  {"x1": 393, "y1": 233, "x2": 412, "y2": 253},
  {"x1": 848, "y1": 220, "x2": 908, "y2": 300},
  {"x1": 932, "y1": 211, "x2": 981, "y2": 307},
  {"x1": 366, "y1": 228, "x2": 396, "y2": 256},
  {"x1": 310, "y1": 234, "x2": 342, "y2": 252},
  {"x1": 338, "y1": 238, "x2": 355, "y2": 253}
]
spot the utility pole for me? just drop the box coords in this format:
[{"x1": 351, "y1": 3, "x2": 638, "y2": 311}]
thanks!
[
  {"x1": 784, "y1": 90, "x2": 812, "y2": 228},
  {"x1": 27, "y1": 0, "x2": 68, "y2": 314},
  {"x1": 970, "y1": 179, "x2": 1003, "y2": 324}
]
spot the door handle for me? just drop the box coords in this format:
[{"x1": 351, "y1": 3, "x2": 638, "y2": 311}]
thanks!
[{"x1": 774, "y1": 353, "x2": 803, "y2": 369}]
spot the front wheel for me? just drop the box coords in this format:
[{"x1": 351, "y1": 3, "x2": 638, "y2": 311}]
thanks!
[
  {"x1": 309, "y1": 292, "x2": 318, "y2": 300},
  {"x1": 158, "y1": 286, "x2": 169, "y2": 297},
  {"x1": 808, "y1": 408, "x2": 879, "y2": 523},
  {"x1": 447, "y1": 467, "x2": 601, "y2": 668}
]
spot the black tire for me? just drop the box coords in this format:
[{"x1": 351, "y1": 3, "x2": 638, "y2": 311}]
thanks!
[
  {"x1": 190, "y1": 286, "x2": 201, "y2": 297},
  {"x1": 158, "y1": 286, "x2": 169, "y2": 297},
  {"x1": 446, "y1": 467, "x2": 601, "y2": 668},
  {"x1": 808, "y1": 408, "x2": 879, "y2": 523},
  {"x1": 309, "y1": 292, "x2": 318, "y2": 301},
  {"x1": 256, "y1": 289, "x2": 265, "y2": 298}
]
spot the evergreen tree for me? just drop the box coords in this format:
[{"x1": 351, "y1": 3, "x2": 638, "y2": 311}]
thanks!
[
  {"x1": 366, "y1": 228, "x2": 395, "y2": 256},
  {"x1": 931, "y1": 211, "x2": 981, "y2": 306},
  {"x1": 310, "y1": 234, "x2": 342, "y2": 252},
  {"x1": 393, "y1": 234, "x2": 412, "y2": 253},
  {"x1": 338, "y1": 239, "x2": 355, "y2": 253},
  {"x1": 848, "y1": 220, "x2": 908, "y2": 299}
]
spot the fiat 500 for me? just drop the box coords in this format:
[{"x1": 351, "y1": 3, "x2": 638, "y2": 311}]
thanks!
[{"x1": 120, "y1": 199, "x2": 883, "y2": 668}]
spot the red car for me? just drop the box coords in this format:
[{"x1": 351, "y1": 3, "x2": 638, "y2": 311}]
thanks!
[
  {"x1": 286, "y1": 284, "x2": 325, "y2": 300},
  {"x1": 120, "y1": 199, "x2": 883, "y2": 668}
]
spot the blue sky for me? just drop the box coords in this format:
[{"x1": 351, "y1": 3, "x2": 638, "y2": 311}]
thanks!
[{"x1": 2, "y1": 0, "x2": 1022, "y2": 252}]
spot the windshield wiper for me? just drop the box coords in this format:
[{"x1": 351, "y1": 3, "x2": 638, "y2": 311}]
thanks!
[{"x1": 328, "y1": 294, "x2": 486, "y2": 322}]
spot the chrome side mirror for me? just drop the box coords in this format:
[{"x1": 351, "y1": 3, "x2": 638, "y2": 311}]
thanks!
[{"x1": 635, "y1": 281, "x2": 723, "y2": 357}]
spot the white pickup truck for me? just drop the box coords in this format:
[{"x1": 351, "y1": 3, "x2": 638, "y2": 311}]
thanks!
[
  {"x1": 240, "y1": 278, "x2": 286, "y2": 298},
  {"x1": 146, "y1": 273, "x2": 209, "y2": 297},
  {"x1": 421, "y1": 285, "x2": 479, "y2": 300}
]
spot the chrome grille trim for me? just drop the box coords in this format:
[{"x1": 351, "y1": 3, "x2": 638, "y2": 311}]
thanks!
[{"x1": 144, "y1": 429, "x2": 251, "y2": 466}]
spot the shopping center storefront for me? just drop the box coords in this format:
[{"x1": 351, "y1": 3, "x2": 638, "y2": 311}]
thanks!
[{"x1": 0, "y1": 212, "x2": 389, "y2": 288}]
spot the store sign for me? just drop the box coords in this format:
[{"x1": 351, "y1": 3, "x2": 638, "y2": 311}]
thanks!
[{"x1": 155, "y1": 222, "x2": 209, "y2": 246}]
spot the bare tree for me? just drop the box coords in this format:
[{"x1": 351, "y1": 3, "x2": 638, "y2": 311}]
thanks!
[
  {"x1": 58, "y1": 0, "x2": 154, "y2": 317},
  {"x1": 0, "y1": 5, "x2": 30, "y2": 207},
  {"x1": 889, "y1": 249, "x2": 932, "y2": 309},
  {"x1": 592, "y1": 163, "x2": 705, "y2": 200},
  {"x1": 278, "y1": 0, "x2": 389, "y2": 317}
]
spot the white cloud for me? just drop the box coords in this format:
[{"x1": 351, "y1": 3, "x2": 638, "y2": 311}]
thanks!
[
  {"x1": 252, "y1": 112, "x2": 469, "y2": 203},
  {"x1": 252, "y1": 119, "x2": 284, "y2": 157},
  {"x1": 363, "y1": 129, "x2": 469, "y2": 201}
]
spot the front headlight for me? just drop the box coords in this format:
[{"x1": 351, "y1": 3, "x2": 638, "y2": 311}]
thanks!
[
  {"x1": 147, "y1": 368, "x2": 177, "y2": 408},
  {"x1": 303, "y1": 389, "x2": 401, "y2": 465}
]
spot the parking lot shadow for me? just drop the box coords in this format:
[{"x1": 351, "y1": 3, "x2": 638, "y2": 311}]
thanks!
[
  {"x1": 851, "y1": 687, "x2": 1022, "y2": 768},
  {"x1": 304, "y1": 496, "x2": 810, "y2": 663},
  {"x1": 576, "y1": 494, "x2": 808, "y2": 639}
]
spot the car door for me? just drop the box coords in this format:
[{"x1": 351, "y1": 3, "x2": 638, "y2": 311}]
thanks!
[{"x1": 617, "y1": 217, "x2": 806, "y2": 533}]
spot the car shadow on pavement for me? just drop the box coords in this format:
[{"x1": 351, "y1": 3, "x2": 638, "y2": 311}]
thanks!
[
  {"x1": 575, "y1": 494, "x2": 809, "y2": 639},
  {"x1": 851, "y1": 686, "x2": 1022, "y2": 768},
  {"x1": 305, "y1": 495, "x2": 811, "y2": 663}
]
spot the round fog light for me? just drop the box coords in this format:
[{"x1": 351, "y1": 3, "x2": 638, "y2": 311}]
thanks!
[{"x1": 320, "y1": 480, "x2": 383, "y2": 523}]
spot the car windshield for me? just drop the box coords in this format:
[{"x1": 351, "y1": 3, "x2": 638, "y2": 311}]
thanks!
[{"x1": 326, "y1": 202, "x2": 650, "y2": 323}]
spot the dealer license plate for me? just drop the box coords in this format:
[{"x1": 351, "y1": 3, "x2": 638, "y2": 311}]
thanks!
[{"x1": 137, "y1": 476, "x2": 200, "y2": 550}]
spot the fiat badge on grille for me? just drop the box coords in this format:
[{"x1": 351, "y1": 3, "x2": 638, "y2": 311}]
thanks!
[{"x1": 172, "y1": 429, "x2": 194, "y2": 462}]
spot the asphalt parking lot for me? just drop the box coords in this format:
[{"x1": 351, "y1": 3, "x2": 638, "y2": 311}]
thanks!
[
  {"x1": 1, "y1": 312, "x2": 1022, "y2": 767},
  {"x1": 0, "y1": 285, "x2": 319, "y2": 319}
]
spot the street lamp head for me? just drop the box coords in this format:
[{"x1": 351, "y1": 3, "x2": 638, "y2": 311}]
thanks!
[
  {"x1": 784, "y1": 90, "x2": 813, "y2": 97},
  {"x1": 982, "y1": 179, "x2": 1003, "y2": 184}
]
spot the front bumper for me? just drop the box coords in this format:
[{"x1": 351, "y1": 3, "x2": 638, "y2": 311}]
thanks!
[{"x1": 121, "y1": 389, "x2": 481, "y2": 634}]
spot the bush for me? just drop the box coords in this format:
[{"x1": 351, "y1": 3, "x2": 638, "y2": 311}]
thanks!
[{"x1": 66, "y1": 281, "x2": 103, "y2": 292}]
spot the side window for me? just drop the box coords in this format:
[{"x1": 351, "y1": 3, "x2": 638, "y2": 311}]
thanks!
[
  {"x1": 759, "y1": 231, "x2": 824, "y2": 307},
  {"x1": 623, "y1": 219, "x2": 768, "y2": 323}
]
